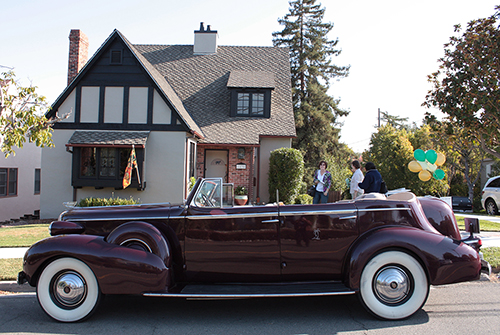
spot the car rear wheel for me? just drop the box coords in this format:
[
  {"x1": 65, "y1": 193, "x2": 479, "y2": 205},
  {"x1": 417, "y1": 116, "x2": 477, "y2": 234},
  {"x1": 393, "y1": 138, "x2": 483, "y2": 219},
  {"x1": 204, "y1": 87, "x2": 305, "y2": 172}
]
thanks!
[
  {"x1": 359, "y1": 251, "x2": 429, "y2": 320},
  {"x1": 37, "y1": 258, "x2": 102, "y2": 322},
  {"x1": 485, "y1": 199, "x2": 498, "y2": 215}
]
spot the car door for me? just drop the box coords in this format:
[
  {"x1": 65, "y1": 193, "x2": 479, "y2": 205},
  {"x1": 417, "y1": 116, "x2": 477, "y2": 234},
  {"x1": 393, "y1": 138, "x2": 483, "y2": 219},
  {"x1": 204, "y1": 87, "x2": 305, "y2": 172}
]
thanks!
[
  {"x1": 184, "y1": 179, "x2": 281, "y2": 282},
  {"x1": 278, "y1": 202, "x2": 359, "y2": 281}
]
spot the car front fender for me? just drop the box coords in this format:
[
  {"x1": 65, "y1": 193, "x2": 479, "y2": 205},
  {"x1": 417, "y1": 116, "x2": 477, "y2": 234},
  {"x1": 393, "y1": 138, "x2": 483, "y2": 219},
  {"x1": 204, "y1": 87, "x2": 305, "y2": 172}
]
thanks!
[
  {"x1": 22, "y1": 234, "x2": 170, "y2": 295},
  {"x1": 345, "y1": 227, "x2": 481, "y2": 290}
]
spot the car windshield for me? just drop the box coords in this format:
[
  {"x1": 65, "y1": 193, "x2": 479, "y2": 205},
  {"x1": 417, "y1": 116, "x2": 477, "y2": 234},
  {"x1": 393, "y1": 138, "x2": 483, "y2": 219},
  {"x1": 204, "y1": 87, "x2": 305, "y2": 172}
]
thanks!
[{"x1": 193, "y1": 179, "x2": 222, "y2": 207}]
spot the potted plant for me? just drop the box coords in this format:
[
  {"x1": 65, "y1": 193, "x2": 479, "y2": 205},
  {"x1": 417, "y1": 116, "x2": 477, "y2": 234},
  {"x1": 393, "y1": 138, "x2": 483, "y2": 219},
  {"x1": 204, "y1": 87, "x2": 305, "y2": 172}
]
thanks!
[{"x1": 234, "y1": 186, "x2": 248, "y2": 205}]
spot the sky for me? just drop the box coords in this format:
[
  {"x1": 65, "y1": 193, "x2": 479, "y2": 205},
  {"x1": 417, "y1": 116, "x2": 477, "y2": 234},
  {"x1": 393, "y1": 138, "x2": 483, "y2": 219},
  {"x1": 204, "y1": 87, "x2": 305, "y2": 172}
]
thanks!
[{"x1": 2, "y1": 0, "x2": 499, "y2": 153}]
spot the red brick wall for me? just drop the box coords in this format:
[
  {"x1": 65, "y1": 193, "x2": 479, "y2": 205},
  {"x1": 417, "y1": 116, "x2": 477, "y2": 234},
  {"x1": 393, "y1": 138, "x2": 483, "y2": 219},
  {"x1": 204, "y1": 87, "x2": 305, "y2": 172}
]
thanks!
[
  {"x1": 197, "y1": 145, "x2": 255, "y2": 200},
  {"x1": 68, "y1": 30, "x2": 89, "y2": 85}
]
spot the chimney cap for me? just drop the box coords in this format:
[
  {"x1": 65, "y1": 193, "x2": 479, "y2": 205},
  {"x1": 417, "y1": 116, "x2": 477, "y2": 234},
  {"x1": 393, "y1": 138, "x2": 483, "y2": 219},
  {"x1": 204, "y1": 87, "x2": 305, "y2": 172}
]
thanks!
[{"x1": 195, "y1": 22, "x2": 217, "y2": 33}]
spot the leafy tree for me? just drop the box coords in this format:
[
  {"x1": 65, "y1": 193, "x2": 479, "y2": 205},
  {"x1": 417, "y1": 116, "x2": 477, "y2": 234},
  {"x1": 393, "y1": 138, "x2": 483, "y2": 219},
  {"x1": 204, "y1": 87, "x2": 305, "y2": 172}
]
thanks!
[
  {"x1": 426, "y1": 117, "x2": 484, "y2": 206},
  {"x1": 379, "y1": 111, "x2": 410, "y2": 130},
  {"x1": 273, "y1": 0, "x2": 349, "y2": 172},
  {"x1": 0, "y1": 70, "x2": 63, "y2": 157},
  {"x1": 268, "y1": 147, "x2": 304, "y2": 204},
  {"x1": 423, "y1": 7, "x2": 500, "y2": 159},
  {"x1": 364, "y1": 124, "x2": 448, "y2": 196}
]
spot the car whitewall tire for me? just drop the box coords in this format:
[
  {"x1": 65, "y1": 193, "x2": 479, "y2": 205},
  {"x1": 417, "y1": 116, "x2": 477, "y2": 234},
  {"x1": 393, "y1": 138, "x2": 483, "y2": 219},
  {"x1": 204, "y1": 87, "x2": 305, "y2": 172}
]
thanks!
[
  {"x1": 359, "y1": 251, "x2": 429, "y2": 320},
  {"x1": 37, "y1": 258, "x2": 101, "y2": 322}
]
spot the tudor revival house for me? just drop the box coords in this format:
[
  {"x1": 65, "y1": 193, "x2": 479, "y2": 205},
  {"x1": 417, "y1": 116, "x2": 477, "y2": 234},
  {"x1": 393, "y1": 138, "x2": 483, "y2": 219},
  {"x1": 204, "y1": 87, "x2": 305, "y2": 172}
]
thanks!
[{"x1": 41, "y1": 25, "x2": 296, "y2": 218}]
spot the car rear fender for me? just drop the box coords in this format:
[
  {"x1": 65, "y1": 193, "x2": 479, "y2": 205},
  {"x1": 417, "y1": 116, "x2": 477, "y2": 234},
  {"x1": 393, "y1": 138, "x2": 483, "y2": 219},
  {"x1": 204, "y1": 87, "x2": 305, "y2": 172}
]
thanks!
[
  {"x1": 344, "y1": 227, "x2": 481, "y2": 290},
  {"x1": 23, "y1": 234, "x2": 170, "y2": 295}
]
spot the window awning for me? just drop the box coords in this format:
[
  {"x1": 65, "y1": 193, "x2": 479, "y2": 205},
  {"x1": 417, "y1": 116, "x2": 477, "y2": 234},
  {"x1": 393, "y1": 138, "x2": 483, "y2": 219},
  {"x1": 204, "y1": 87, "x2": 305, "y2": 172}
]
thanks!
[{"x1": 66, "y1": 131, "x2": 150, "y2": 148}]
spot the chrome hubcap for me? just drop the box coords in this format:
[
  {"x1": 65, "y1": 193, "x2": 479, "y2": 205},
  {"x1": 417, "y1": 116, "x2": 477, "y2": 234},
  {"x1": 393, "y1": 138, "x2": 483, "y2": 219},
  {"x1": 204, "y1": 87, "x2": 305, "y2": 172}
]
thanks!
[
  {"x1": 373, "y1": 266, "x2": 411, "y2": 305},
  {"x1": 52, "y1": 271, "x2": 87, "y2": 309}
]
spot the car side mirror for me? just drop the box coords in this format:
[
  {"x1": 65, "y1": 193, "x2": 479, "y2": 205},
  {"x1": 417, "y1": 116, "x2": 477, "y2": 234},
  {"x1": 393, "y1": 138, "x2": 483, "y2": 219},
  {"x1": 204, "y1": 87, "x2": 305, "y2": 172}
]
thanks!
[{"x1": 464, "y1": 217, "x2": 480, "y2": 234}]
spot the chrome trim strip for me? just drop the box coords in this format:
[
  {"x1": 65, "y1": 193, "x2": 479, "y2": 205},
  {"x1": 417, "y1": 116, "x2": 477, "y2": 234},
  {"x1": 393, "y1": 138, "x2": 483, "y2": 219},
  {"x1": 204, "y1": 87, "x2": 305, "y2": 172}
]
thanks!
[
  {"x1": 357, "y1": 208, "x2": 410, "y2": 212},
  {"x1": 187, "y1": 212, "x2": 279, "y2": 220},
  {"x1": 143, "y1": 291, "x2": 356, "y2": 298},
  {"x1": 67, "y1": 216, "x2": 170, "y2": 222},
  {"x1": 280, "y1": 210, "x2": 356, "y2": 216}
]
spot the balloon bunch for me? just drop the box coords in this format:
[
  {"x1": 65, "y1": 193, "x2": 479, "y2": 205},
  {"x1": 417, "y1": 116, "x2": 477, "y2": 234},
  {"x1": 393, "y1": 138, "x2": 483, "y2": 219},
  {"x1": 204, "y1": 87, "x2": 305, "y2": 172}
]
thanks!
[{"x1": 408, "y1": 149, "x2": 446, "y2": 181}]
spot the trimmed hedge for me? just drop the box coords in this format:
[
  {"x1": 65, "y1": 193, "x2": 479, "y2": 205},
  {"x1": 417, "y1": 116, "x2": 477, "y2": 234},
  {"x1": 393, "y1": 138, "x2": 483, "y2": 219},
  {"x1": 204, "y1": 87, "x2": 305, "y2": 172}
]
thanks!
[
  {"x1": 268, "y1": 148, "x2": 304, "y2": 204},
  {"x1": 76, "y1": 196, "x2": 140, "y2": 207}
]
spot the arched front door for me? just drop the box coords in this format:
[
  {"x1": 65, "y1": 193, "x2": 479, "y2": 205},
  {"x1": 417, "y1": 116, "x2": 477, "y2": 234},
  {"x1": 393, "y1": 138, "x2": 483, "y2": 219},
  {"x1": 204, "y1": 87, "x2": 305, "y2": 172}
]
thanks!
[{"x1": 205, "y1": 150, "x2": 228, "y2": 182}]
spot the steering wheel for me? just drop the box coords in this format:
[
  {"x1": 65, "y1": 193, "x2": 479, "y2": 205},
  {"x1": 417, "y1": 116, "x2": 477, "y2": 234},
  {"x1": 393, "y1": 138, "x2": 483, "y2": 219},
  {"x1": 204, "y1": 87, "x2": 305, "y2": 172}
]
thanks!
[{"x1": 202, "y1": 193, "x2": 214, "y2": 207}]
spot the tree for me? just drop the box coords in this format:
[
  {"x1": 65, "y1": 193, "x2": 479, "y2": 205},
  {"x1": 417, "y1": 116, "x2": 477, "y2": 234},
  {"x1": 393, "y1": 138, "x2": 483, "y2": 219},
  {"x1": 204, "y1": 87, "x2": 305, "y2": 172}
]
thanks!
[
  {"x1": 425, "y1": 117, "x2": 484, "y2": 206},
  {"x1": 0, "y1": 70, "x2": 62, "y2": 157},
  {"x1": 423, "y1": 6, "x2": 500, "y2": 159},
  {"x1": 364, "y1": 124, "x2": 448, "y2": 196},
  {"x1": 273, "y1": 0, "x2": 349, "y2": 173}
]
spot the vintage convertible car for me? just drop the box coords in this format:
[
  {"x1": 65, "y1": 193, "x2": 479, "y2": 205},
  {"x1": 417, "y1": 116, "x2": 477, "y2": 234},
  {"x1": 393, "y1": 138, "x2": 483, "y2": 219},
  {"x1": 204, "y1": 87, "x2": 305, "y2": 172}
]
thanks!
[{"x1": 18, "y1": 178, "x2": 490, "y2": 322}]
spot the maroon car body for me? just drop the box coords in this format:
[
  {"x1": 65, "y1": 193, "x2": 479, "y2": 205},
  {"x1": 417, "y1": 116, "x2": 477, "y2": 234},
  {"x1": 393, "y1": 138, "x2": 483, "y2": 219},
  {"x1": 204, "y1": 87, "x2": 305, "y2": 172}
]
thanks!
[{"x1": 19, "y1": 178, "x2": 487, "y2": 322}]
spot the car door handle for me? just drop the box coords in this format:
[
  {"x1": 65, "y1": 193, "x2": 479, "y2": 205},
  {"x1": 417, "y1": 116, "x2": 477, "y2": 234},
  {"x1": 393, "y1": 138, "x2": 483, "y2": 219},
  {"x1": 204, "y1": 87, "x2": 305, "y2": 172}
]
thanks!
[
  {"x1": 262, "y1": 219, "x2": 280, "y2": 224},
  {"x1": 339, "y1": 215, "x2": 357, "y2": 220}
]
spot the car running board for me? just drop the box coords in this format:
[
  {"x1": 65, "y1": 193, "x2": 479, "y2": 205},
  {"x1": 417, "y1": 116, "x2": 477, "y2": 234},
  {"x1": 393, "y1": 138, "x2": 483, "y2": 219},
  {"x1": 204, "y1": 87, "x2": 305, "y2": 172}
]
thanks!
[{"x1": 144, "y1": 281, "x2": 356, "y2": 298}]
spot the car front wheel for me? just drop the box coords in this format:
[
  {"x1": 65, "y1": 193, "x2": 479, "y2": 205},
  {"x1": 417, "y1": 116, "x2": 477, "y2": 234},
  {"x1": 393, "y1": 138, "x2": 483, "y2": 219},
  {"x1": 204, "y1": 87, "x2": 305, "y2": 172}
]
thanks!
[
  {"x1": 359, "y1": 251, "x2": 429, "y2": 320},
  {"x1": 485, "y1": 199, "x2": 498, "y2": 215},
  {"x1": 37, "y1": 258, "x2": 102, "y2": 322}
]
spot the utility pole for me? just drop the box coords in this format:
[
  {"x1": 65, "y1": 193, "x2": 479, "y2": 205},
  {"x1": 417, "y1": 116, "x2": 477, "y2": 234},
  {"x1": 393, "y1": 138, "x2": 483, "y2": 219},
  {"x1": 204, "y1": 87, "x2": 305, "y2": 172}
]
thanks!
[{"x1": 378, "y1": 108, "x2": 381, "y2": 128}]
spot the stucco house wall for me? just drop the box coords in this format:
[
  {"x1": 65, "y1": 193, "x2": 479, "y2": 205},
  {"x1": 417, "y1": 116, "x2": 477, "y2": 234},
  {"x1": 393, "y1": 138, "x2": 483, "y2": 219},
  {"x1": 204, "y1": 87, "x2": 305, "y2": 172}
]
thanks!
[{"x1": 0, "y1": 142, "x2": 41, "y2": 221}]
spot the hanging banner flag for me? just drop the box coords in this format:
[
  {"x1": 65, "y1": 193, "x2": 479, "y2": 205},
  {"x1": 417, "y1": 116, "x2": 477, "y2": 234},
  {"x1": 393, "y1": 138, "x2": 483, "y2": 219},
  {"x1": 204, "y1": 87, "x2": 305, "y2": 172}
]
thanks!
[{"x1": 123, "y1": 145, "x2": 139, "y2": 189}]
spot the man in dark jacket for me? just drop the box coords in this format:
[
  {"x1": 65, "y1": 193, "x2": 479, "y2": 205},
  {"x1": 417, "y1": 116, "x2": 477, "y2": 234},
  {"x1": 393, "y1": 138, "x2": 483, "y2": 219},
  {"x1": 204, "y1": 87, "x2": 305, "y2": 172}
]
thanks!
[{"x1": 358, "y1": 162, "x2": 382, "y2": 193}]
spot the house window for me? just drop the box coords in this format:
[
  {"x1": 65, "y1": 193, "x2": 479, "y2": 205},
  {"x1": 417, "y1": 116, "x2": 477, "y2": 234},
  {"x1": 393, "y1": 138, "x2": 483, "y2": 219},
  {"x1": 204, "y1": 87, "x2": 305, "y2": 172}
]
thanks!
[
  {"x1": 230, "y1": 90, "x2": 271, "y2": 117},
  {"x1": 73, "y1": 147, "x2": 143, "y2": 189},
  {"x1": 188, "y1": 141, "x2": 196, "y2": 180},
  {"x1": 0, "y1": 168, "x2": 18, "y2": 197},
  {"x1": 34, "y1": 169, "x2": 41, "y2": 194}
]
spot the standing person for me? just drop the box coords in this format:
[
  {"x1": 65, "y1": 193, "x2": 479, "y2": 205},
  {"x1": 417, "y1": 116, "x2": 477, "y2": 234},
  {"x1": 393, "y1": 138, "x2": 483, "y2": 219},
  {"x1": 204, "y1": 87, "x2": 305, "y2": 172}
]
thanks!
[
  {"x1": 350, "y1": 160, "x2": 364, "y2": 199},
  {"x1": 313, "y1": 161, "x2": 331, "y2": 204},
  {"x1": 358, "y1": 162, "x2": 382, "y2": 194}
]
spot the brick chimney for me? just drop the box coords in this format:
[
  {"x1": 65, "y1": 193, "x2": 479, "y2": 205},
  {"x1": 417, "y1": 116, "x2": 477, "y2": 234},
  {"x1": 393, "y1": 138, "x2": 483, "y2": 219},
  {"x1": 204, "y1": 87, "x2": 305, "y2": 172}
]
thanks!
[
  {"x1": 194, "y1": 22, "x2": 218, "y2": 55},
  {"x1": 67, "y1": 29, "x2": 89, "y2": 85}
]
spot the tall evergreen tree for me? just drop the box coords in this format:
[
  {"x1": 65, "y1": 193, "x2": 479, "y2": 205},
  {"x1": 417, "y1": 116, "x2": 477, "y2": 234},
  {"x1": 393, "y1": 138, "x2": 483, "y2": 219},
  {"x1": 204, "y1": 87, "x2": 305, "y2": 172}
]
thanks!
[{"x1": 273, "y1": 0, "x2": 349, "y2": 174}]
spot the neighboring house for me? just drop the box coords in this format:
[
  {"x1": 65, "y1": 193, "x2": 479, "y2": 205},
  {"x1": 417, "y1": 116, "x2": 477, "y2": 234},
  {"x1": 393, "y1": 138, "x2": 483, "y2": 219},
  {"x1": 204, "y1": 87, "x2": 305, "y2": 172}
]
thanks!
[
  {"x1": 41, "y1": 24, "x2": 296, "y2": 219},
  {"x1": 0, "y1": 142, "x2": 41, "y2": 222}
]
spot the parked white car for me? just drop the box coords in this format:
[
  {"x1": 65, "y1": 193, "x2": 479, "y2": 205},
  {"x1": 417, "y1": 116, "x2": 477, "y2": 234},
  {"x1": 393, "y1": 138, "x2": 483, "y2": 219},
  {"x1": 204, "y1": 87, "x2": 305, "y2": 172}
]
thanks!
[{"x1": 481, "y1": 176, "x2": 500, "y2": 215}]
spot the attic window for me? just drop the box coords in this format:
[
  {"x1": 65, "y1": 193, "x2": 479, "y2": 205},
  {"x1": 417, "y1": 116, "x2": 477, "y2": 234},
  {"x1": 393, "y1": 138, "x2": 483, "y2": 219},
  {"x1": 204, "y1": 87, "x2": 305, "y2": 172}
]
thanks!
[{"x1": 110, "y1": 50, "x2": 122, "y2": 64}]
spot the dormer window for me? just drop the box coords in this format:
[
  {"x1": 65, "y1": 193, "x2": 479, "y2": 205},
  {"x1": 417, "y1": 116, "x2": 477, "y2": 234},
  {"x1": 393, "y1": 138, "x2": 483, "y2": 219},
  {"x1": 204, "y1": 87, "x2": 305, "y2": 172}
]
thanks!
[
  {"x1": 110, "y1": 50, "x2": 122, "y2": 64},
  {"x1": 237, "y1": 92, "x2": 264, "y2": 116},
  {"x1": 227, "y1": 71, "x2": 274, "y2": 118}
]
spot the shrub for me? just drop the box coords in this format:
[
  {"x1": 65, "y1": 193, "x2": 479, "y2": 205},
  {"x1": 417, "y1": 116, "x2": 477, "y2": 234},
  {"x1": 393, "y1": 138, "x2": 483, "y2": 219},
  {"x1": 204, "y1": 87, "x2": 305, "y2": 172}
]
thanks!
[
  {"x1": 235, "y1": 186, "x2": 248, "y2": 195},
  {"x1": 77, "y1": 196, "x2": 140, "y2": 207},
  {"x1": 268, "y1": 148, "x2": 304, "y2": 204},
  {"x1": 294, "y1": 194, "x2": 313, "y2": 204}
]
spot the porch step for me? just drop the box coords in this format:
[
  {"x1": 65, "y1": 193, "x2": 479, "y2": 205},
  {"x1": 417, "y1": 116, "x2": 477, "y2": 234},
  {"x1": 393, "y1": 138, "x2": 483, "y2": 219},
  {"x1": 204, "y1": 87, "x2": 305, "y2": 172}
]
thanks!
[{"x1": 144, "y1": 281, "x2": 356, "y2": 298}]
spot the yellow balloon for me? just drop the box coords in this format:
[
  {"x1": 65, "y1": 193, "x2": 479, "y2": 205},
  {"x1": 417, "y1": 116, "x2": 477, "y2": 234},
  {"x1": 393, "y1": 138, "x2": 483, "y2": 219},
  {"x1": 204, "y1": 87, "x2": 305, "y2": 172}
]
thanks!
[
  {"x1": 408, "y1": 161, "x2": 422, "y2": 173},
  {"x1": 436, "y1": 152, "x2": 446, "y2": 166},
  {"x1": 418, "y1": 161, "x2": 428, "y2": 171},
  {"x1": 419, "y1": 170, "x2": 432, "y2": 181}
]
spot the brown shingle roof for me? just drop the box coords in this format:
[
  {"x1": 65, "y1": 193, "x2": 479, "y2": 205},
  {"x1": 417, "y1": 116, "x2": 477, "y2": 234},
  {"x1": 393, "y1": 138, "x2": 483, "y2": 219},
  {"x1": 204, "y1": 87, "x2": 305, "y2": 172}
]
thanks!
[
  {"x1": 68, "y1": 130, "x2": 150, "y2": 146},
  {"x1": 133, "y1": 44, "x2": 296, "y2": 145},
  {"x1": 227, "y1": 71, "x2": 275, "y2": 89}
]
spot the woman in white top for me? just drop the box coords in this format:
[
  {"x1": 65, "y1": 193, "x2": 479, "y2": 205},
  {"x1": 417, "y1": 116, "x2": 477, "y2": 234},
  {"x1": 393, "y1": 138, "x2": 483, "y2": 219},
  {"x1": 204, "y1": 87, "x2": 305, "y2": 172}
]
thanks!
[{"x1": 350, "y1": 160, "x2": 364, "y2": 199}]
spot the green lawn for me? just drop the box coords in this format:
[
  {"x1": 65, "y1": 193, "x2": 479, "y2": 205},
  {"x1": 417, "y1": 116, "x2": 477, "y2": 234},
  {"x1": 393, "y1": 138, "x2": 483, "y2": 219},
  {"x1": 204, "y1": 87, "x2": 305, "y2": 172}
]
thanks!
[
  {"x1": 454, "y1": 217, "x2": 500, "y2": 232},
  {"x1": 0, "y1": 224, "x2": 50, "y2": 247}
]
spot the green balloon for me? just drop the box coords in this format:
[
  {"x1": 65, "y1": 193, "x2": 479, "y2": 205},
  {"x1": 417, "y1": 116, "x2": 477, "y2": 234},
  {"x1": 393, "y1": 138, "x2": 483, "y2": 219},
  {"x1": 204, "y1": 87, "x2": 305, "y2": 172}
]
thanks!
[
  {"x1": 426, "y1": 150, "x2": 437, "y2": 164},
  {"x1": 433, "y1": 169, "x2": 445, "y2": 180},
  {"x1": 414, "y1": 149, "x2": 426, "y2": 162}
]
